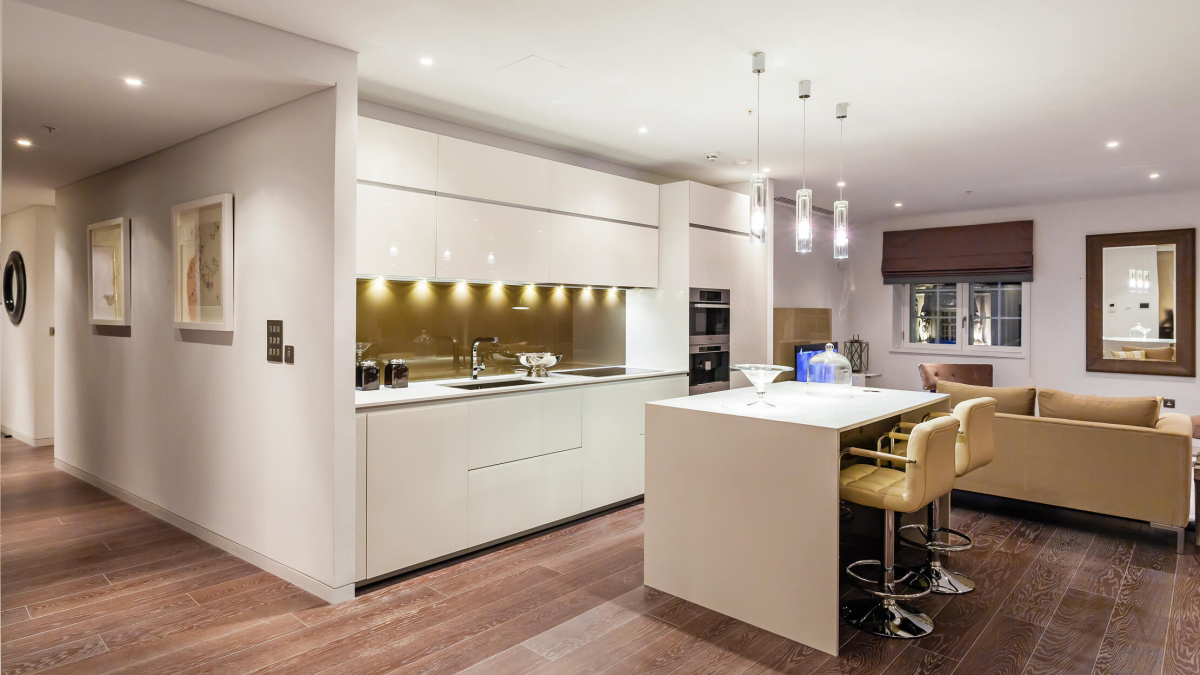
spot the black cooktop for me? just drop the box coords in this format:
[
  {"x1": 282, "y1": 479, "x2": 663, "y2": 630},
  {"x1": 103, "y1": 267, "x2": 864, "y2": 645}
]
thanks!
[{"x1": 555, "y1": 367, "x2": 659, "y2": 377}]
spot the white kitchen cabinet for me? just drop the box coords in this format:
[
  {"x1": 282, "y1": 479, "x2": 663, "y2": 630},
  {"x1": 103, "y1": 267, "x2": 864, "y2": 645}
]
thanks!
[
  {"x1": 356, "y1": 183, "x2": 437, "y2": 279},
  {"x1": 366, "y1": 403, "x2": 468, "y2": 578},
  {"x1": 549, "y1": 162, "x2": 659, "y2": 226},
  {"x1": 437, "y1": 136, "x2": 550, "y2": 208},
  {"x1": 467, "y1": 449, "x2": 582, "y2": 546},
  {"x1": 548, "y1": 214, "x2": 658, "y2": 288},
  {"x1": 689, "y1": 227, "x2": 732, "y2": 291},
  {"x1": 357, "y1": 117, "x2": 438, "y2": 190},
  {"x1": 468, "y1": 389, "x2": 582, "y2": 470},
  {"x1": 355, "y1": 413, "x2": 367, "y2": 581},
  {"x1": 581, "y1": 376, "x2": 688, "y2": 511},
  {"x1": 689, "y1": 182, "x2": 749, "y2": 234},
  {"x1": 435, "y1": 197, "x2": 550, "y2": 282},
  {"x1": 730, "y1": 234, "x2": 769, "y2": 389}
]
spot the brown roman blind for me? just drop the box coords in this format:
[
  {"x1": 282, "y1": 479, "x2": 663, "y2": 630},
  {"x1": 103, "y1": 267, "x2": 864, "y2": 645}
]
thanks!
[{"x1": 881, "y1": 220, "x2": 1033, "y2": 284}]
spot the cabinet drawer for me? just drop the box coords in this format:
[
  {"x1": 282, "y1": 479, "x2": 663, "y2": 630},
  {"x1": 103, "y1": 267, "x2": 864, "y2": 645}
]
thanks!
[
  {"x1": 366, "y1": 404, "x2": 468, "y2": 578},
  {"x1": 467, "y1": 449, "x2": 582, "y2": 546},
  {"x1": 357, "y1": 117, "x2": 438, "y2": 190},
  {"x1": 435, "y1": 197, "x2": 550, "y2": 283},
  {"x1": 437, "y1": 136, "x2": 550, "y2": 208},
  {"x1": 468, "y1": 390, "x2": 582, "y2": 470},
  {"x1": 549, "y1": 162, "x2": 659, "y2": 226},
  {"x1": 548, "y1": 214, "x2": 658, "y2": 288},
  {"x1": 356, "y1": 184, "x2": 436, "y2": 279}
]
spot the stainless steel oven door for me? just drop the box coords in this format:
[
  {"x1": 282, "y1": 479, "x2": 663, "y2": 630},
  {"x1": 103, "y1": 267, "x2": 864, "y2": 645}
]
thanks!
[
  {"x1": 689, "y1": 287, "x2": 731, "y2": 346},
  {"x1": 689, "y1": 343, "x2": 730, "y2": 395}
]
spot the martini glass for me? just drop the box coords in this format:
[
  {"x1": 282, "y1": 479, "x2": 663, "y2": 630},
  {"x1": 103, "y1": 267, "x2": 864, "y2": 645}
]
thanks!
[
  {"x1": 355, "y1": 342, "x2": 373, "y2": 364},
  {"x1": 731, "y1": 364, "x2": 794, "y2": 406}
]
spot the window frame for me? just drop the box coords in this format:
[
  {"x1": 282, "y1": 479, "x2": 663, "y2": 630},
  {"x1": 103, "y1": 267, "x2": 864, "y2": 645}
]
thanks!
[{"x1": 891, "y1": 281, "x2": 1030, "y2": 359}]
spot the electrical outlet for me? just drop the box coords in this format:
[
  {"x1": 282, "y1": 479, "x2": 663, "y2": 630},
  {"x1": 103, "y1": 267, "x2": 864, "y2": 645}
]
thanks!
[
  {"x1": 284, "y1": 345, "x2": 294, "y2": 364},
  {"x1": 1163, "y1": 398, "x2": 1175, "y2": 408},
  {"x1": 267, "y1": 320, "x2": 283, "y2": 363}
]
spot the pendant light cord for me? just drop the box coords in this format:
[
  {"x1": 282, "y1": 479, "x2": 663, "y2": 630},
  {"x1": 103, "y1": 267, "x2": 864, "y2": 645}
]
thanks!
[
  {"x1": 802, "y1": 98, "x2": 807, "y2": 189},
  {"x1": 756, "y1": 73, "x2": 761, "y2": 174},
  {"x1": 838, "y1": 117, "x2": 844, "y2": 200}
]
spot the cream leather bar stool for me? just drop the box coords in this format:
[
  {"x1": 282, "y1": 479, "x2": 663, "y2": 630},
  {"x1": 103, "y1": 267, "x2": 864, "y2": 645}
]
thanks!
[
  {"x1": 839, "y1": 415, "x2": 960, "y2": 639},
  {"x1": 892, "y1": 397, "x2": 998, "y2": 594}
]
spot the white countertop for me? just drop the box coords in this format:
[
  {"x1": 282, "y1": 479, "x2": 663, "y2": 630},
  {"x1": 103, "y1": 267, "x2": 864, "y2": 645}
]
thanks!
[
  {"x1": 648, "y1": 381, "x2": 948, "y2": 432},
  {"x1": 356, "y1": 368, "x2": 687, "y2": 410}
]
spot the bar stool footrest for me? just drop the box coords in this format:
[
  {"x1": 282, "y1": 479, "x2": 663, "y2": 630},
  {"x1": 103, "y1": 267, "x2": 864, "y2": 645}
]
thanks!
[
  {"x1": 844, "y1": 560, "x2": 932, "y2": 600},
  {"x1": 898, "y1": 524, "x2": 973, "y2": 553}
]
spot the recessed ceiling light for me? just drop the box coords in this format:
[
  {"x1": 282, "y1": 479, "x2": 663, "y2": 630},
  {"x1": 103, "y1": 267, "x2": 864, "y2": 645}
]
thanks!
[
  {"x1": 894, "y1": 202, "x2": 903, "y2": 208},
  {"x1": 763, "y1": 168, "x2": 771, "y2": 173},
  {"x1": 837, "y1": 181, "x2": 846, "y2": 188},
  {"x1": 734, "y1": 159, "x2": 751, "y2": 166},
  {"x1": 638, "y1": 127, "x2": 648, "y2": 134},
  {"x1": 419, "y1": 57, "x2": 433, "y2": 66},
  {"x1": 124, "y1": 78, "x2": 144, "y2": 87},
  {"x1": 1106, "y1": 140, "x2": 1119, "y2": 148},
  {"x1": 1150, "y1": 173, "x2": 1161, "y2": 179},
  {"x1": 16, "y1": 139, "x2": 32, "y2": 147}
]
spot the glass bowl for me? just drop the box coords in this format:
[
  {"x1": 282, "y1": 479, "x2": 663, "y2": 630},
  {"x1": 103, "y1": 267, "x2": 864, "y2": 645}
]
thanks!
[{"x1": 731, "y1": 364, "x2": 794, "y2": 406}]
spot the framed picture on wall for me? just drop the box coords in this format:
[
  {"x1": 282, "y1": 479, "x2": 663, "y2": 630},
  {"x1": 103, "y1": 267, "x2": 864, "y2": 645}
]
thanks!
[
  {"x1": 87, "y1": 217, "x2": 132, "y2": 326},
  {"x1": 171, "y1": 194, "x2": 234, "y2": 331}
]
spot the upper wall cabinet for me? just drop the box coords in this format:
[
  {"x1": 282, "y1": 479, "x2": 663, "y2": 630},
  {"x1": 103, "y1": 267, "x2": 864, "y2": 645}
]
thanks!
[
  {"x1": 549, "y1": 214, "x2": 658, "y2": 288},
  {"x1": 357, "y1": 184, "x2": 436, "y2": 279},
  {"x1": 689, "y1": 227, "x2": 733, "y2": 291},
  {"x1": 358, "y1": 117, "x2": 438, "y2": 191},
  {"x1": 689, "y1": 182, "x2": 749, "y2": 234},
  {"x1": 549, "y1": 163, "x2": 659, "y2": 227},
  {"x1": 435, "y1": 197, "x2": 551, "y2": 282},
  {"x1": 437, "y1": 136, "x2": 551, "y2": 208}
]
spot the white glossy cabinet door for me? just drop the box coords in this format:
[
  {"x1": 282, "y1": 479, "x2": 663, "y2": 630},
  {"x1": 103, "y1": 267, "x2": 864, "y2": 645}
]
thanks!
[
  {"x1": 437, "y1": 136, "x2": 550, "y2": 208},
  {"x1": 689, "y1": 227, "x2": 732, "y2": 291},
  {"x1": 549, "y1": 162, "x2": 659, "y2": 226},
  {"x1": 581, "y1": 376, "x2": 688, "y2": 511},
  {"x1": 730, "y1": 234, "x2": 769, "y2": 389},
  {"x1": 689, "y1": 181, "x2": 749, "y2": 234},
  {"x1": 467, "y1": 449, "x2": 582, "y2": 547},
  {"x1": 366, "y1": 404, "x2": 468, "y2": 578},
  {"x1": 548, "y1": 214, "x2": 658, "y2": 288},
  {"x1": 435, "y1": 197, "x2": 550, "y2": 282},
  {"x1": 468, "y1": 390, "x2": 582, "y2": 470},
  {"x1": 355, "y1": 413, "x2": 367, "y2": 581},
  {"x1": 357, "y1": 184, "x2": 437, "y2": 279},
  {"x1": 358, "y1": 117, "x2": 438, "y2": 190}
]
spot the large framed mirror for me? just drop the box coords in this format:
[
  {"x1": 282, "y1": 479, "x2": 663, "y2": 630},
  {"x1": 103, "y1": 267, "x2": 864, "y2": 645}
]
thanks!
[{"x1": 1086, "y1": 228, "x2": 1195, "y2": 376}]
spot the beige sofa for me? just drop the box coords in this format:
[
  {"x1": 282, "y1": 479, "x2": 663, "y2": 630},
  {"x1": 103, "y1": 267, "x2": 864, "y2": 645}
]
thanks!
[{"x1": 936, "y1": 382, "x2": 1194, "y2": 552}]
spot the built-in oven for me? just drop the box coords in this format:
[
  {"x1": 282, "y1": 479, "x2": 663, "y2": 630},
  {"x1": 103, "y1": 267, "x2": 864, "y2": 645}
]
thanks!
[
  {"x1": 690, "y1": 288, "x2": 731, "y2": 346},
  {"x1": 689, "y1": 343, "x2": 730, "y2": 395}
]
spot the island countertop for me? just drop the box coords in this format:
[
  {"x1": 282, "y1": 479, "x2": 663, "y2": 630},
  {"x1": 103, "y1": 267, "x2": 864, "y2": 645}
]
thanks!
[{"x1": 648, "y1": 381, "x2": 948, "y2": 432}]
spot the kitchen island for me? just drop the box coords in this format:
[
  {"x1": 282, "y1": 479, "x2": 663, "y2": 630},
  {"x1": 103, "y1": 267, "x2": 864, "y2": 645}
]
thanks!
[{"x1": 644, "y1": 382, "x2": 948, "y2": 656}]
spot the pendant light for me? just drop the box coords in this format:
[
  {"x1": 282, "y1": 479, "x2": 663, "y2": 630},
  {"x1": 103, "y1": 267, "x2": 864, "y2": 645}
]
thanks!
[
  {"x1": 748, "y1": 52, "x2": 767, "y2": 245},
  {"x1": 795, "y1": 80, "x2": 813, "y2": 253},
  {"x1": 833, "y1": 102, "x2": 850, "y2": 260}
]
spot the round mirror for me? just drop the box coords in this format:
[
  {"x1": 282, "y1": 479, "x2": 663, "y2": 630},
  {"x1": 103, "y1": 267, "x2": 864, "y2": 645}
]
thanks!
[{"x1": 4, "y1": 251, "x2": 28, "y2": 326}]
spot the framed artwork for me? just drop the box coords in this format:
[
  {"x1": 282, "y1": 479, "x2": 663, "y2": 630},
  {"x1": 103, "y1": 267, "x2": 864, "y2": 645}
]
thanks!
[
  {"x1": 87, "y1": 217, "x2": 131, "y2": 326},
  {"x1": 172, "y1": 194, "x2": 234, "y2": 331}
]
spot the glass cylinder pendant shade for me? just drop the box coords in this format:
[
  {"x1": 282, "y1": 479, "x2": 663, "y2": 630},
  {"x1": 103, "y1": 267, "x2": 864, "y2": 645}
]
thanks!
[
  {"x1": 795, "y1": 188, "x2": 813, "y2": 253},
  {"x1": 833, "y1": 200, "x2": 849, "y2": 259},
  {"x1": 749, "y1": 173, "x2": 768, "y2": 244}
]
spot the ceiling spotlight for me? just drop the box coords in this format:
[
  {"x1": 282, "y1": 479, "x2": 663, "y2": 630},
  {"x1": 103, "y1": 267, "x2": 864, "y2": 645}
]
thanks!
[
  {"x1": 837, "y1": 181, "x2": 846, "y2": 188},
  {"x1": 894, "y1": 202, "x2": 903, "y2": 208},
  {"x1": 16, "y1": 139, "x2": 32, "y2": 147},
  {"x1": 1150, "y1": 173, "x2": 1161, "y2": 179},
  {"x1": 638, "y1": 127, "x2": 648, "y2": 134},
  {"x1": 763, "y1": 168, "x2": 771, "y2": 173},
  {"x1": 419, "y1": 57, "x2": 433, "y2": 66},
  {"x1": 1105, "y1": 140, "x2": 1119, "y2": 148},
  {"x1": 124, "y1": 78, "x2": 144, "y2": 87}
]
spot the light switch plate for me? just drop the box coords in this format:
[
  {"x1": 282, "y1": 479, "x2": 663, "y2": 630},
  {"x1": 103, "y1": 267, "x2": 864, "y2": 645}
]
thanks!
[
  {"x1": 267, "y1": 320, "x2": 283, "y2": 363},
  {"x1": 284, "y1": 345, "x2": 294, "y2": 364}
]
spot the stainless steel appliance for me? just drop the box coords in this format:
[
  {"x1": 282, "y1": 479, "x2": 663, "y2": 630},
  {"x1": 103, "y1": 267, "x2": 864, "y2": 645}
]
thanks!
[
  {"x1": 689, "y1": 288, "x2": 731, "y2": 345},
  {"x1": 689, "y1": 343, "x2": 730, "y2": 395}
]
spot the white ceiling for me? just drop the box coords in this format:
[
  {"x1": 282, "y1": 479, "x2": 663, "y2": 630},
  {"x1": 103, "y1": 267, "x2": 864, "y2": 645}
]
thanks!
[
  {"x1": 1, "y1": 1, "x2": 328, "y2": 214},
  {"x1": 188, "y1": 0, "x2": 1200, "y2": 222}
]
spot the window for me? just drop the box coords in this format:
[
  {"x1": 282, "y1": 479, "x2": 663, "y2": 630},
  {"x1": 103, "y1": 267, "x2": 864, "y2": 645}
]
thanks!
[{"x1": 895, "y1": 281, "x2": 1028, "y2": 357}]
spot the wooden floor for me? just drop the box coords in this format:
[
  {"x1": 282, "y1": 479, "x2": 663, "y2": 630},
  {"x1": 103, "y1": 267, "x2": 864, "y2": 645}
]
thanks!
[{"x1": 1, "y1": 437, "x2": 1197, "y2": 675}]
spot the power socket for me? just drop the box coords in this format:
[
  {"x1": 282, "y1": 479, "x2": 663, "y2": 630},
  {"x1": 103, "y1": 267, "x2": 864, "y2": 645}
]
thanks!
[{"x1": 1163, "y1": 398, "x2": 1175, "y2": 409}]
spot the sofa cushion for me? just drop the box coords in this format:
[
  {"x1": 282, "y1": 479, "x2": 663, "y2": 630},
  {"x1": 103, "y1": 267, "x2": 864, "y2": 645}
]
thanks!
[
  {"x1": 935, "y1": 381, "x2": 1035, "y2": 415},
  {"x1": 1122, "y1": 344, "x2": 1175, "y2": 361},
  {"x1": 1108, "y1": 350, "x2": 1145, "y2": 359},
  {"x1": 1037, "y1": 388, "x2": 1161, "y2": 428}
]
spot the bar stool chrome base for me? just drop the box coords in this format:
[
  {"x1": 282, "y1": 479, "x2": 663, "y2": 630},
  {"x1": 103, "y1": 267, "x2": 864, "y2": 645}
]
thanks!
[
  {"x1": 907, "y1": 560, "x2": 976, "y2": 594},
  {"x1": 899, "y1": 519, "x2": 976, "y2": 596},
  {"x1": 841, "y1": 597, "x2": 934, "y2": 639}
]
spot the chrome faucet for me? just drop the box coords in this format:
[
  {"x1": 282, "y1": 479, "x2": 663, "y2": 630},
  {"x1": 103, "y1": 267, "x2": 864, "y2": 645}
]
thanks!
[{"x1": 471, "y1": 337, "x2": 498, "y2": 379}]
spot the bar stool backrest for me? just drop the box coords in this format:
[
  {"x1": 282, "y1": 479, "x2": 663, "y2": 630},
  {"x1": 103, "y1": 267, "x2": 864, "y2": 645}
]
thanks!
[
  {"x1": 903, "y1": 416, "x2": 960, "y2": 511},
  {"x1": 952, "y1": 397, "x2": 998, "y2": 477}
]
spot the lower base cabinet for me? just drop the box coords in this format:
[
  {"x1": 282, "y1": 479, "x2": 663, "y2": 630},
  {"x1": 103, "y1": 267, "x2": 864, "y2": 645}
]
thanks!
[{"x1": 467, "y1": 448, "x2": 582, "y2": 547}]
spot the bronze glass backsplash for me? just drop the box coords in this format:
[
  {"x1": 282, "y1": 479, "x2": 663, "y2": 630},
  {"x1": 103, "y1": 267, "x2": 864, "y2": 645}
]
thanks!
[{"x1": 356, "y1": 279, "x2": 627, "y2": 382}]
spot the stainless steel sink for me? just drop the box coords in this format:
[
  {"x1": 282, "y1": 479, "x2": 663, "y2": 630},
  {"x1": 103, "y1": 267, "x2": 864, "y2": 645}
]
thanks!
[{"x1": 445, "y1": 379, "x2": 543, "y2": 391}]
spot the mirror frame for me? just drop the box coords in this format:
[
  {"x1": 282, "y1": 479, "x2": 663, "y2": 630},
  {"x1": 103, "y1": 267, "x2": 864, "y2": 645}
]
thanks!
[{"x1": 1086, "y1": 228, "x2": 1195, "y2": 377}]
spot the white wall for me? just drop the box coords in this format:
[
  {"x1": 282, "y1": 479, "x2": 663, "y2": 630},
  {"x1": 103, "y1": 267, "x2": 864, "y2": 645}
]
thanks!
[
  {"x1": 845, "y1": 190, "x2": 1200, "y2": 416},
  {"x1": 1, "y1": 204, "x2": 54, "y2": 444},
  {"x1": 772, "y1": 206, "x2": 851, "y2": 340}
]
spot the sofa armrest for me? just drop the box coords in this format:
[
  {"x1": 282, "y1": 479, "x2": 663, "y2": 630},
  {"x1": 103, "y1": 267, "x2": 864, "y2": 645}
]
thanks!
[{"x1": 1155, "y1": 412, "x2": 1193, "y2": 437}]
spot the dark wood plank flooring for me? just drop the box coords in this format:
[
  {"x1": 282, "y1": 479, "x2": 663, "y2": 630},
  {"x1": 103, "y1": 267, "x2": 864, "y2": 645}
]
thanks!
[{"x1": 1, "y1": 438, "x2": 1196, "y2": 674}]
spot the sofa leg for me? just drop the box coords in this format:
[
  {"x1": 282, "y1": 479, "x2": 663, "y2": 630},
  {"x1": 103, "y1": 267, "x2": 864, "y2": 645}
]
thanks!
[{"x1": 1151, "y1": 523, "x2": 1187, "y2": 554}]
